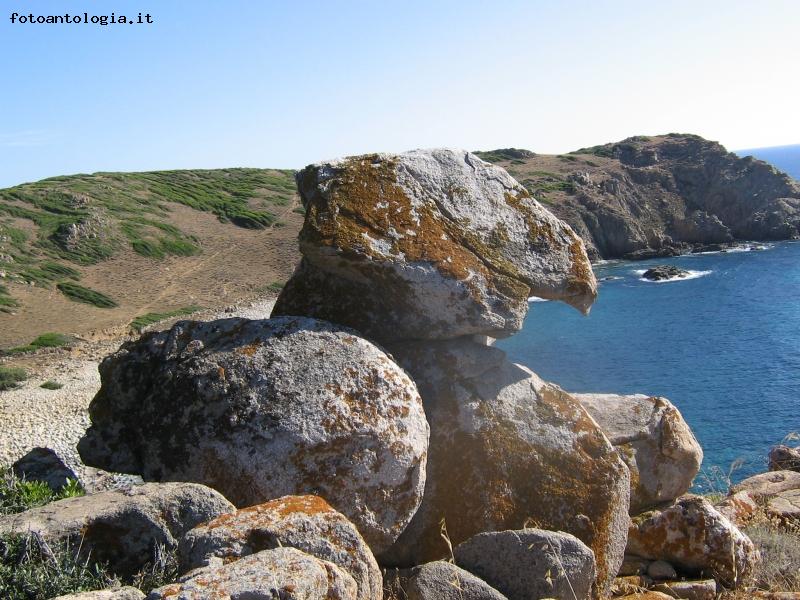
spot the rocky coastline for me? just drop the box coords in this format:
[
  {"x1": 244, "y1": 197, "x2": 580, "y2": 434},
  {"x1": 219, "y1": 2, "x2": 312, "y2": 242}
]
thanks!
[
  {"x1": 477, "y1": 134, "x2": 800, "y2": 261},
  {"x1": 1, "y1": 149, "x2": 798, "y2": 599}
]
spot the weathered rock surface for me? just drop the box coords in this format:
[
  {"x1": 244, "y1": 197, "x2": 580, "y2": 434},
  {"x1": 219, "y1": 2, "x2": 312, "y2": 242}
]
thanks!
[
  {"x1": 730, "y1": 470, "x2": 800, "y2": 523},
  {"x1": 652, "y1": 579, "x2": 716, "y2": 600},
  {"x1": 179, "y1": 495, "x2": 381, "y2": 600},
  {"x1": 380, "y1": 339, "x2": 629, "y2": 598},
  {"x1": 453, "y1": 529, "x2": 596, "y2": 600},
  {"x1": 53, "y1": 588, "x2": 145, "y2": 600},
  {"x1": 476, "y1": 135, "x2": 800, "y2": 260},
  {"x1": 615, "y1": 593, "x2": 673, "y2": 600},
  {"x1": 12, "y1": 447, "x2": 79, "y2": 492},
  {"x1": 769, "y1": 445, "x2": 800, "y2": 472},
  {"x1": 272, "y1": 148, "x2": 596, "y2": 343},
  {"x1": 641, "y1": 265, "x2": 690, "y2": 281},
  {"x1": 574, "y1": 393, "x2": 702, "y2": 512},
  {"x1": 406, "y1": 561, "x2": 508, "y2": 600},
  {"x1": 78, "y1": 316, "x2": 428, "y2": 555},
  {"x1": 626, "y1": 495, "x2": 757, "y2": 587},
  {"x1": 147, "y1": 547, "x2": 357, "y2": 600},
  {"x1": 714, "y1": 491, "x2": 759, "y2": 526},
  {"x1": 0, "y1": 482, "x2": 233, "y2": 577}
]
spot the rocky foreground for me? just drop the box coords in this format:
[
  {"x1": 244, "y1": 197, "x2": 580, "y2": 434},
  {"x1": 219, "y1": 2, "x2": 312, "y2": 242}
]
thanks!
[
  {"x1": 1, "y1": 149, "x2": 796, "y2": 599},
  {"x1": 478, "y1": 134, "x2": 800, "y2": 260}
]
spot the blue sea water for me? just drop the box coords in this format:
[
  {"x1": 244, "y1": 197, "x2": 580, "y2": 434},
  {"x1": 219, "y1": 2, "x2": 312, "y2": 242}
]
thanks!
[{"x1": 496, "y1": 242, "x2": 800, "y2": 486}]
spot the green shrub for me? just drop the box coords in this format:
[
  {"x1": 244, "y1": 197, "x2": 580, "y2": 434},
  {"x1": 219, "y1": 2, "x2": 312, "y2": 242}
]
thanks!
[
  {"x1": 0, "y1": 469, "x2": 84, "y2": 516},
  {"x1": 266, "y1": 281, "x2": 284, "y2": 293},
  {"x1": 56, "y1": 283, "x2": 117, "y2": 308},
  {"x1": 7, "y1": 333, "x2": 73, "y2": 355},
  {"x1": 39, "y1": 381, "x2": 63, "y2": 390},
  {"x1": 0, "y1": 367, "x2": 27, "y2": 391},
  {"x1": 129, "y1": 305, "x2": 203, "y2": 333}
]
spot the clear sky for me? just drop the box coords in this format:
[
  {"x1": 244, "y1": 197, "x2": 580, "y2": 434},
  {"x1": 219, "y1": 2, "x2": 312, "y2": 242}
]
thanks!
[{"x1": 1, "y1": 0, "x2": 798, "y2": 188}]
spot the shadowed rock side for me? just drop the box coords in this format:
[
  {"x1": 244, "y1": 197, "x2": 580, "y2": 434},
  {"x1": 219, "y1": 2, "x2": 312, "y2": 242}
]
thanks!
[
  {"x1": 381, "y1": 338, "x2": 630, "y2": 599},
  {"x1": 273, "y1": 148, "x2": 596, "y2": 343},
  {"x1": 477, "y1": 135, "x2": 800, "y2": 260},
  {"x1": 77, "y1": 316, "x2": 429, "y2": 555}
]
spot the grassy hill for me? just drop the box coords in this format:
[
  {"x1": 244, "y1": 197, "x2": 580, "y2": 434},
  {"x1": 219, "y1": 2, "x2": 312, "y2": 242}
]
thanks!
[{"x1": 0, "y1": 169, "x2": 304, "y2": 347}]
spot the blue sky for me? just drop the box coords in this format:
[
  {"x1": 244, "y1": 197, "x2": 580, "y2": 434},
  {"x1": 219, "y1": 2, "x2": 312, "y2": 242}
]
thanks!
[{"x1": 1, "y1": 0, "x2": 798, "y2": 187}]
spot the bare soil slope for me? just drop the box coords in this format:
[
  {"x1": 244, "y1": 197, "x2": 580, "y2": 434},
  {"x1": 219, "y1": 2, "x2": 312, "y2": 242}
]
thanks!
[{"x1": 0, "y1": 170, "x2": 303, "y2": 347}]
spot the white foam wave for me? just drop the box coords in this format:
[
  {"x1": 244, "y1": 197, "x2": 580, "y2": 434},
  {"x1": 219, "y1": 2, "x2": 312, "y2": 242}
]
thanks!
[
  {"x1": 640, "y1": 270, "x2": 712, "y2": 283},
  {"x1": 528, "y1": 296, "x2": 550, "y2": 302}
]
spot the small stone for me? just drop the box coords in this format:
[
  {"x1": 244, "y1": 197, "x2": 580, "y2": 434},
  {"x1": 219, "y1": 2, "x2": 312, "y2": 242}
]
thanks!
[
  {"x1": 453, "y1": 529, "x2": 596, "y2": 600},
  {"x1": 647, "y1": 560, "x2": 677, "y2": 580},
  {"x1": 652, "y1": 579, "x2": 716, "y2": 600},
  {"x1": 406, "y1": 561, "x2": 508, "y2": 600},
  {"x1": 12, "y1": 447, "x2": 79, "y2": 492}
]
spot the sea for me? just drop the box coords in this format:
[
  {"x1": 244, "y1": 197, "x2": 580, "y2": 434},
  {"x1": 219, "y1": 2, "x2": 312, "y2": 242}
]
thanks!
[{"x1": 497, "y1": 145, "x2": 800, "y2": 488}]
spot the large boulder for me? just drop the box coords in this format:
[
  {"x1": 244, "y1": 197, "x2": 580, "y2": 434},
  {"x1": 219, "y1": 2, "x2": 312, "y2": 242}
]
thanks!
[
  {"x1": 405, "y1": 561, "x2": 508, "y2": 600},
  {"x1": 574, "y1": 394, "x2": 703, "y2": 512},
  {"x1": 626, "y1": 495, "x2": 758, "y2": 587},
  {"x1": 453, "y1": 529, "x2": 596, "y2": 600},
  {"x1": 147, "y1": 547, "x2": 357, "y2": 599},
  {"x1": 272, "y1": 149, "x2": 596, "y2": 343},
  {"x1": 381, "y1": 339, "x2": 630, "y2": 598},
  {"x1": 178, "y1": 495, "x2": 381, "y2": 600},
  {"x1": 78, "y1": 316, "x2": 429, "y2": 555},
  {"x1": 0, "y1": 482, "x2": 233, "y2": 577}
]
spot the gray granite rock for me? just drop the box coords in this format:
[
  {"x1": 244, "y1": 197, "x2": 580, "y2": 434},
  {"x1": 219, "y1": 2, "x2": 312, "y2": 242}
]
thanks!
[
  {"x1": 12, "y1": 447, "x2": 79, "y2": 492},
  {"x1": 382, "y1": 338, "x2": 630, "y2": 598},
  {"x1": 0, "y1": 482, "x2": 233, "y2": 577},
  {"x1": 78, "y1": 316, "x2": 428, "y2": 555},
  {"x1": 453, "y1": 529, "x2": 596, "y2": 600},
  {"x1": 178, "y1": 495, "x2": 381, "y2": 600},
  {"x1": 574, "y1": 393, "x2": 702, "y2": 512},
  {"x1": 147, "y1": 547, "x2": 357, "y2": 599},
  {"x1": 273, "y1": 148, "x2": 596, "y2": 343},
  {"x1": 406, "y1": 561, "x2": 508, "y2": 600}
]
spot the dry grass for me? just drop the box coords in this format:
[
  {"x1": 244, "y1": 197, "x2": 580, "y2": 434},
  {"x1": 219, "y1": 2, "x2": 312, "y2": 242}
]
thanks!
[{"x1": 719, "y1": 499, "x2": 800, "y2": 598}]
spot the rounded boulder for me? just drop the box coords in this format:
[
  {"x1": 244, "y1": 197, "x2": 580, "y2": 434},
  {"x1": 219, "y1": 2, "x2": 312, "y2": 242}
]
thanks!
[{"x1": 78, "y1": 316, "x2": 429, "y2": 555}]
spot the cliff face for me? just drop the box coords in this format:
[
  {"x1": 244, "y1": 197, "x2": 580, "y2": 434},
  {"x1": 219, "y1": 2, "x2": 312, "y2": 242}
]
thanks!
[{"x1": 477, "y1": 134, "x2": 800, "y2": 260}]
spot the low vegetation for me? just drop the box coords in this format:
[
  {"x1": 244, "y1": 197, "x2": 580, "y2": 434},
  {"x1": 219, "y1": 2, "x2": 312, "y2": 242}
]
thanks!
[
  {"x1": 56, "y1": 282, "x2": 118, "y2": 308},
  {"x1": 129, "y1": 305, "x2": 203, "y2": 332},
  {"x1": 5, "y1": 333, "x2": 73, "y2": 355},
  {"x1": 0, "y1": 366, "x2": 27, "y2": 391},
  {"x1": 0, "y1": 168, "x2": 298, "y2": 310},
  {"x1": 39, "y1": 381, "x2": 63, "y2": 390},
  {"x1": 0, "y1": 468, "x2": 84, "y2": 516},
  {"x1": 0, "y1": 534, "x2": 115, "y2": 600},
  {"x1": 0, "y1": 469, "x2": 176, "y2": 598}
]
